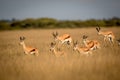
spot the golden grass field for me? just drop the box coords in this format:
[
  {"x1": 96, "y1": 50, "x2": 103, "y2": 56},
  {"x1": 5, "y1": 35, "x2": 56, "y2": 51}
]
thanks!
[{"x1": 0, "y1": 27, "x2": 120, "y2": 80}]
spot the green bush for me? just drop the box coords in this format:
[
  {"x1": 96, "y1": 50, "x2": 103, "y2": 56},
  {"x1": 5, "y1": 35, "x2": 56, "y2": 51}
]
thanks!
[{"x1": 0, "y1": 17, "x2": 120, "y2": 30}]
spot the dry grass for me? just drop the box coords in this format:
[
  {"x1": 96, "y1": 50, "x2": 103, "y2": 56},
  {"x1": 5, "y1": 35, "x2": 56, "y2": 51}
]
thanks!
[{"x1": 0, "y1": 27, "x2": 120, "y2": 80}]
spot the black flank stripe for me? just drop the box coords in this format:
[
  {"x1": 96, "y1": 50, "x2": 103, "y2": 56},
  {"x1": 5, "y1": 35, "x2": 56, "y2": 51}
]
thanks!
[
  {"x1": 30, "y1": 49, "x2": 36, "y2": 52},
  {"x1": 89, "y1": 41, "x2": 94, "y2": 48},
  {"x1": 64, "y1": 35, "x2": 70, "y2": 40}
]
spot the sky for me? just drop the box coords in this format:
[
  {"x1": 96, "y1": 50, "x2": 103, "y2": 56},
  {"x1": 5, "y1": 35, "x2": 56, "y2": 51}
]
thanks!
[{"x1": 0, "y1": 0, "x2": 120, "y2": 20}]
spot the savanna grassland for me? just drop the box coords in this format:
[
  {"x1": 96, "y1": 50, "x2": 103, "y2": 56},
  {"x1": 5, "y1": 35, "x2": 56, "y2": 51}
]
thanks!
[{"x1": 0, "y1": 27, "x2": 120, "y2": 80}]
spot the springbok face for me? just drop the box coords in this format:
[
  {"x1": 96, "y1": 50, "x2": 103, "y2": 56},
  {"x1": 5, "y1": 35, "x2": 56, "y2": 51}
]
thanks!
[
  {"x1": 50, "y1": 42, "x2": 56, "y2": 51},
  {"x1": 83, "y1": 35, "x2": 88, "y2": 42},
  {"x1": 82, "y1": 35, "x2": 92, "y2": 47},
  {"x1": 19, "y1": 36, "x2": 25, "y2": 45},
  {"x1": 52, "y1": 32, "x2": 58, "y2": 41},
  {"x1": 96, "y1": 25, "x2": 101, "y2": 35},
  {"x1": 73, "y1": 41, "x2": 78, "y2": 51},
  {"x1": 83, "y1": 35, "x2": 88, "y2": 39}
]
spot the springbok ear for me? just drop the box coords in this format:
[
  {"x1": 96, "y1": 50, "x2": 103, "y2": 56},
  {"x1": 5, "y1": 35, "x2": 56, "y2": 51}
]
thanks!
[
  {"x1": 74, "y1": 40, "x2": 78, "y2": 44},
  {"x1": 73, "y1": 40, "x2": 78, "y2": 46},
  {"x1": 98, "y1": 26, "x2": 101, "y2": 30},
  {"x1": 20, "y1": 36, "x2": 22, "y2": 40},
  {"x1": 76, "y1": 40, "x2": 78, "y2": 44},
  {"x1": 83, "y1": 35, "x2": 88, "y2": 39},
  {"x1": 85, "y1": 35, "x2": 88, "y2": 38},
  {"x1": 22, "y1": 36, "x2": 25, "y2": 40},
  {"x1": 51, "y1": 42, "x2": 54, "y2": 46},
  {"x1": 117, "y1": 39, "x2": 120, "y2": 42},
  {"x1": 50, "y1": 42, "x2": 56, "y2": 47},
  {"x1": 96, "y1": 27, "x2": 99, "y2": 32},
  {"x1": 20, "y1": 36, "x2": 25, "y2": 41},
  {"x1": 52, "y1": 32, "x2": 56, "y2": 37},
  {"x1": 97, "y1": 24, "x2": 101, "y2": 30},
  {"x1": 83, "y1": 35, "x2": 85, "y2": 39}
]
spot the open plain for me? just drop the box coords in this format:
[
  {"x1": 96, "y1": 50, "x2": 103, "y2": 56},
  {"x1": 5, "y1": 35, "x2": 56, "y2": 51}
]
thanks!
[{"x1": 0, "y1": 27, "x2": 120, "y2": 80}]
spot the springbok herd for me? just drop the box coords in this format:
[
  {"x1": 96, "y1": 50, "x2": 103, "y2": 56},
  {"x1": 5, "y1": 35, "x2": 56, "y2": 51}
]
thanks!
[{"x1": 19, "y1": 26, "x2": 120, "y2": 57}]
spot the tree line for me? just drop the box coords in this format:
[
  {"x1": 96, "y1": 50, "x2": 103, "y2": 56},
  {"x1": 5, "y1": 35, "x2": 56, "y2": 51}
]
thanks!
[{"x1": 0, "y1": 17, "x2": 120, "y2": 30}]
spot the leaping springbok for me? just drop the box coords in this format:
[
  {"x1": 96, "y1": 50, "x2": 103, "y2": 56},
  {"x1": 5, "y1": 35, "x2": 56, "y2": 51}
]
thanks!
[
  {"x1": 19, "y1": 36, "x2": 39, "y2": 56},
  {"x1": 96, "y1": 25, "x2": 115, "y2": 44},
  {"x1": 83, "y1": 35, "x2": 100, "y2": 50},
  {"x1": 52, "y1": 32, "x2": 72, "y2": 45},
  {"x1": 50, "y1": 42, "x2": 67, "y2": 57},
  {"x1": 73, "y1": 41, "x2": 92, "y2": 55}
]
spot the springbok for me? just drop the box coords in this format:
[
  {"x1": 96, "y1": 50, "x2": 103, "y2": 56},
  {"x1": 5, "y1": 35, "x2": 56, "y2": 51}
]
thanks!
[
  {"x1": 19, "y1": 36, "x2": 39, "y2": 56},
  {"x1": 50, "y1": 42, "x2": 67, "y2": 57},
  {"x1": 73, "y1": 41, "x2": 92, "y2": 55},
  {"x1": 83, "y1": 35, "x2": 100, "y2": 50},
  {"x1": 52, "y1": 32, "x2": 72, "y2": 45},
  {"x1": 96, "y1": 25, "x2": 115, "y2": 44}
]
